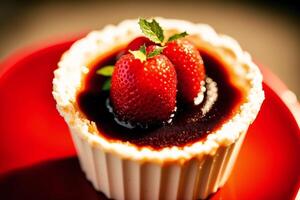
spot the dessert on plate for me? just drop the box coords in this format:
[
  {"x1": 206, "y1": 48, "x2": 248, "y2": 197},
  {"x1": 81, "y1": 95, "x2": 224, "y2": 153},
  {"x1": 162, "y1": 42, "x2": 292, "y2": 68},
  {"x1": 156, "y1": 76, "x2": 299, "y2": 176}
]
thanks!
[{"x1": 53, "y1": 18, "x2": 264, "y2": 200}]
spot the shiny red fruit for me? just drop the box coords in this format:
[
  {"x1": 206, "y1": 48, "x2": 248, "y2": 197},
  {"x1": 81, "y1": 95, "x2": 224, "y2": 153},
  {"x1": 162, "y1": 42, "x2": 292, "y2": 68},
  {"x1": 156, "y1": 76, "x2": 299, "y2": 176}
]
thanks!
[
  {"x1": 110, "y1": 53, "x2": 177, "y2": 125},
  {"x1": 163, "y1": 39, "x2": 206, "y2": 104},
  {"x1": 126, "y1": 36, "x2": 154, "y2": 52}
]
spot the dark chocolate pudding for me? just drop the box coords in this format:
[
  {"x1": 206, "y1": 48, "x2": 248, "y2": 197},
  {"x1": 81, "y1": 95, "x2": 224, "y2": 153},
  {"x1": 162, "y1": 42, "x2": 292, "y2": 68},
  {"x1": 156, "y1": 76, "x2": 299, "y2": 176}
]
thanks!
[{"x1": 77, "y1": 48, "x2": 244, "y2": 149}]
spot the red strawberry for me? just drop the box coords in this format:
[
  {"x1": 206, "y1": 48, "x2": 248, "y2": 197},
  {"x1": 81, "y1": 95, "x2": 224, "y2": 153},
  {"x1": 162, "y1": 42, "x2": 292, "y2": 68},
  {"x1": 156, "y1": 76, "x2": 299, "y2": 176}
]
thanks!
[
  {"x1": 110, "y1": 52, "x2": 177, "y2": 125},
  {"x1": 163, "y1": 39, "x2": 205, "y2": 104},
  {"x1": 126, "y1": 36, "x2": 154, "y2": 52}
]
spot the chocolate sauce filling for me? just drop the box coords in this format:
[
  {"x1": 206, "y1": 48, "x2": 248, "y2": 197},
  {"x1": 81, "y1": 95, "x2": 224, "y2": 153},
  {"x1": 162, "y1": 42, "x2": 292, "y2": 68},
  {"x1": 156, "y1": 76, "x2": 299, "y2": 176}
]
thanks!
[{"x1": 77, "y1": 49, "x2": 244, "y2": 149}]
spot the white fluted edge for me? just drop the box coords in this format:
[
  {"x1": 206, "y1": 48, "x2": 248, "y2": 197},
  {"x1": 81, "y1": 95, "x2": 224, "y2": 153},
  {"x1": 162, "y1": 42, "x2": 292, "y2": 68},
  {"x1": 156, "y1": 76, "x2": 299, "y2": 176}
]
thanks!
[{"x1": 70, "y1": 127, "x2": 247, "y2": 200}]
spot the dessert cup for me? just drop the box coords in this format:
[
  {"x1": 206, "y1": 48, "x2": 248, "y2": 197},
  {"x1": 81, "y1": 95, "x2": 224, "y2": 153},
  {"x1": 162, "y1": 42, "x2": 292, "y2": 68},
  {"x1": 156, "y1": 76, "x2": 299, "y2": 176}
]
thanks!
[{"x1": 53, "y1": 18, "x2": 264, "y2": 200}]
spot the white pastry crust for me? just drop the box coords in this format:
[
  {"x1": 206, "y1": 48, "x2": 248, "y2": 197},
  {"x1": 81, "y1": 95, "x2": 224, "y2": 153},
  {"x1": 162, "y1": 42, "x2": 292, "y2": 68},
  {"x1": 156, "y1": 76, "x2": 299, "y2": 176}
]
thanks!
[{"x1": 53, "y1": 17, "x2": 264, "y2": 163}]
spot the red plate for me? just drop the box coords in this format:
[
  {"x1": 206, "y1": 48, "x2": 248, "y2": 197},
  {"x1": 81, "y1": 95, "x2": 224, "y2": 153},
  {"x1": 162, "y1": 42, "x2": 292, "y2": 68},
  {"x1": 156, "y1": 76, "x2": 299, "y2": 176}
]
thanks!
[{"x1": 0, "y1": 38, "x2": 299, "y2": 200}]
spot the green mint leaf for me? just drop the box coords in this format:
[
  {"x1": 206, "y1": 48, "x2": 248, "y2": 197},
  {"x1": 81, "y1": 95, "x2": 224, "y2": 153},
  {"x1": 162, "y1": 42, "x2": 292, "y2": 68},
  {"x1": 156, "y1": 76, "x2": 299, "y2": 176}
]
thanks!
[
  {"x1": 139, "y1": 44, "x2": 147, "y2": 55},
  {"x1": 102, "y1": 78, "x2": 111, "y2": 91},
  {"x1": 139, "y1": 18, "x2": 164, "y2": 44},
  {"x1": 147, "y1": 46, "x2": 165, "y2": 58},
  {"x1": 129, "y1": 49, "x2": 147, "y2": 62},
  {"x1": 167, "y1": 31, "x2": 188, "y2": 42},
  {"x1": 96, "y1": 66, "x2": 114, "y2": 76}
]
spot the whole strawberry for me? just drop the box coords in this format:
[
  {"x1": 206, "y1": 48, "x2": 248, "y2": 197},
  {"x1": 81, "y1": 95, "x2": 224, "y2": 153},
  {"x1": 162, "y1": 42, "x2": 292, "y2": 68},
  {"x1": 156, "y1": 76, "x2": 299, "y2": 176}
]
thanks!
[
  {"x1": 110, "y1": 46, "x2": 177, "y2": 125},
  {"x1": 138, "y1": 18, "x2": 206, "y2": 104},
  {"x1": 163, "y1": 39, "x2": 205, "y2": 104}
]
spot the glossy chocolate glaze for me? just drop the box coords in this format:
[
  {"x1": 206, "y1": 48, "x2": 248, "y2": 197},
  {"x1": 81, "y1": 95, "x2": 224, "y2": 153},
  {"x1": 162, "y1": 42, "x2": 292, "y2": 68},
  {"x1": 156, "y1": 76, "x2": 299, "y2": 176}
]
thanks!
[{"x1": 77, "y1": 48, "x2": 244, "y2": 149}]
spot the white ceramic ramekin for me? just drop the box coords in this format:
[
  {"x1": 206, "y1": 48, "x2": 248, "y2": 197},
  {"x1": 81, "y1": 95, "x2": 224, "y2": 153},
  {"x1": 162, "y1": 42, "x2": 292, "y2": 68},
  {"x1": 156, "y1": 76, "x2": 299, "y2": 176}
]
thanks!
[{"x1": 53, "y1": 18, "x2": 264, "y2": 199}]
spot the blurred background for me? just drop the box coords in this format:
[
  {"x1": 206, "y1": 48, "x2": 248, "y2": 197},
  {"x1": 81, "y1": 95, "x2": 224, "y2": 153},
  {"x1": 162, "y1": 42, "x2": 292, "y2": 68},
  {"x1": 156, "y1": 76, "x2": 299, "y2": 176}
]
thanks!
[{"x1": 0, "y1": 0, "x2": 299, "y2": 96}]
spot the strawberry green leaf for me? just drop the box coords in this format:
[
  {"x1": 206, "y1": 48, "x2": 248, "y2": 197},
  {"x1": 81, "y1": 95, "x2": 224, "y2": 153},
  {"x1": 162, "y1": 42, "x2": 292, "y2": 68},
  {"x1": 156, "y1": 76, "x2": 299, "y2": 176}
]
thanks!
[
  {"x1": 139, "y1": 18, "x2": 164, "y2": 44},
  {"x1": 147, "y1": 46, "x2": 165, "y2": 58},
  {"x1": 167, "y1": 31, "x2": 188, "y2": 42},
  {"x1": 102, "y1": 78, "x2": 111, "y2": 91},
  {"x1": 139, "y1": 44, "x2": 147, "y2": 55},
  {"x1": 96, "y1": 66, "x2": 114, "y2": 76},
  {"x1": 129, "y1": 49, "x2": 147, "y2": 62}
]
